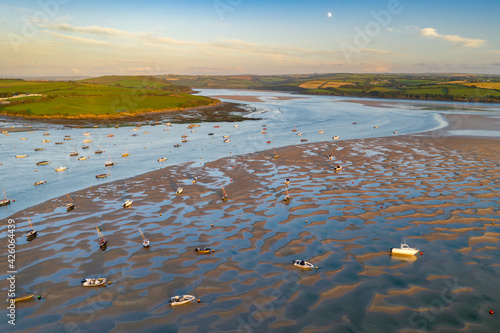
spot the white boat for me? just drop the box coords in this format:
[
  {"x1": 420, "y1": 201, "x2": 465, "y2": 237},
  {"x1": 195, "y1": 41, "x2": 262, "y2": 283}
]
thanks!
[
  {"x1": 123, "y1": 199, "x2": 133, "y2": 208},
  {"x1": 318, "y1": 127, "x2": 324, "y2": 134},
  {"x1": 297, "y1": 132, "x2": 302, "y2": 136},
  {"x1": 105, "y1": 153, "x2": 114, "y2": 166},
  {"x1": 15, "y1": 154, "x2": 27, "y2": 158},
  {"x1": 223, "y1": 139, "x2": 231, "y2": 143},
  {"x1": 176, "y1": 187, "x2": 183, "y2": 194},
  {"x1": 334, "y1": 165, "x2": 343, "y2": 171},
  {"x1": 83, "y1": 139, "x2": 93, "y2": 143},
  {"x1": 292, "y1": 260, "x2": 315, "y2": 270},
  {"x1": 332, "y1": 136, "x2": 340, "y2": 140},
  {"x1": 139, "y1": 227, "x2": 150, "y2": 247},
  {"x1": 55, "y1": 166, "x2": 67, "y2": 172},
  {"x1": 158, "y1": 157, "x2": 166, "y2": 162},
  {"x1": 33, "y1": 180, "x2": 45, "y2": 186},
  {"x1": 261, "y1": 130, "x2": 267, "y2": 134},
  {"x1": 165, "y1": 122, "x2": 172, "y2": 126},
  {"x1": 82, "y1": 278, "x2": 106, "y2": 287},
  {"x1": 78, "y1": 156, "x2": 89, "y2": 161},
  {"x1": 223, "y1": 135, "x2": 230, "y2": 138},
  {"x1": 20, "y1": 137, "x2": 27, "y2": 140},
  {"x1": 285, "y1": 178, "x2": 290, "y2": 185},
  {"x1": 0, "y1": 189, "x2": 11, "y2": 206},
  {"x1": 389, "y1": 240, "x2": 419, "y2": 256},
  {"x1": 169, "y1": 295, "x2": 195, "y2": 306},
  {"x1": 192, "y1": 177, "x2": 198, "y2": 184},
  {"x1": 83, "y1": 132, "x2": 91, "y2": 136},
  {"x1": 66, "y1": 194, "x2": 75, "y2": 211},
  {"x1": 234, "y1": 125, "x2": 239, "y2": 128},
  {"x1": 393, "y1": 131, "x2": 399, "y2": 134}
]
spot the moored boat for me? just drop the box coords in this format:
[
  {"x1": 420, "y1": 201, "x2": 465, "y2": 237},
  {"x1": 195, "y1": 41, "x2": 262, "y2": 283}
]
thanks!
[
  {"x1": 81, "y1": 145, "x2": 90, "y2": 149},
  {"x1": 389, "y1": 240, "x2": 419, "y2": 256},
  {"x1": 221, "y1": 186, "x2": 228, "y2": 201},
  {"x1": 169, "y1": 295, "x2": 195, "y2": 306},
  {"x1": 82, "y1": 278, "x2": 106, "y2": 287},
  {"x1": 96, "y1": 174, "x2": 109, "y2": 178},
  {"x1": 195, "y1": 247, "x2": 213, "y2": 254},
  {"x1": 176, "y1": 187, "x2": 183, "y2": 194},
  {"x1": 96, "y1": 227, "x2": 107, "y2": 248},
  {"x1": 158, "y1": 157, "x2": 166, "y2": 162},
  {"x1": 123, "y1": 199, "x2": 133, "y2": 208},
  {"x1": 34, "y1": 148, "x2": 45, "y2": 151},
  {"x1": 15, "y1": 154, "x2": 27, "y2": 158},
  {"x1": 192, "y1": 177, "x2": 198, "y2": 184},
  {"x1": 66, "y1": 194, "x2": 75, "y2": 211},
  {"x1": 1, "y1": 190, "x2": 11, "y2": 206},
  {"x1": 139, "y1": 227, "x2": 149, "y2": 247},
  {"x1": 334, "y1": 165, "x2": 343, "y2": 171},
  {"x1": 55, "y1": 166, "x2": 67, "y2": 172},
  {"x1": 26, "y1": 217, "x2": 37, "y2": 239},
  {"x1": 78, "y1": 156, "x2": 89, "y2": 161},
  {"x1": 33, "y1": 180, "x2": 45, "y2": 186},
  {"x1": 332, "y1": 136, "x2": 340, "y2": 140},
  {"x1": 292, "y1": 260, "x2": 315, "y2": 270}
]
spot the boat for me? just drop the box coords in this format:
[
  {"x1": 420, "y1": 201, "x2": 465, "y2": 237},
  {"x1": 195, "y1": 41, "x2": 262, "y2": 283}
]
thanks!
[
  {"x1": 78, "y1": 156, "x2": 89, "y2": 161},
  {"x1": 43, "y1": 132, "x2": 50, "y2": 136},
  {"x1": 95, "y1": 145, "x2": 104, "y2": 154},
  {"x1": 285, "y1": 178, "x2": 290, "y2": 185},
  {"x1": 139, "y1": 227, "x2": 150, "y2": 247},
  {"x1": 55, "y1": 141, "x2": 64, "y2": 145},
  {"x1": 15, "y1": 155, "x2": 27, "y2": 158},
  {"x1": 83, "y1": 132, "x2": 91, "y2": 136},
  {"x1": 64, "y1": 137, "x2": 73, "y2": 141},
  {"x1": 83, "y1": 139, "x2": 93, "y2": 143},
  {"x1": 327, "y1": 155, "x2": 333, "y2": 160},
  {"x1": 223, "y1": 135, "x2": 230, "y2": 138},
  {"x1": 224, "y1": 139, "x2": 231, "y2": 143},
  {"x1": 190, "y1": 130, "x2": 196, "y2": 133},
  {"x1": 334, "y1": 165, "x2": 343, "y2": 172},
  {"x1": 261, "y1": 130, "x2": 267, "y2": 134},
  {"x1": 20, "y1": 137, "x2": 27, "y2": 140},
  {"x1": 122, "y1": 147, "x2": 130, "y2": 157},
  {"x1": 8, "y1": 292, "x2": 35, "y2": 302},
  {"x1": 105, "y1": 153, "x2": 114, "y2": 166},
  {"x1": 292, "y1": 126, "x2": 297, "y2": 132},
  {"x1": 41, "y1": 139, "x2": 51, "y2": 143},
  {"x1": 81, "y1": 145, "x2": 90, "y2": 149},
  {"x1": 374, "y1": 126, "x2": 378, "y2": 129},
  {"x1": 82, "y1": 278, "x2": 106, "y2": 287},
  {"x1": 208, "y1": 133, "x2": 214, "y2": 136},
  {"x1": 96, "y1": 174, "x2": 109, "y2": 178},
  {"x1": 300, "y1": 139, "x2": 308, "y2": 142},
  {"x1": 107, "y1": 134, "x2": 114, "y2": 137},
  {"x1": 195, "y1": 247, "x2": 213, "y2": 254},
  {"x1": 132, "y1": 128, "x2": 138, "y2": 131},
  {"x1": 192, "y1": 177, "x2": 198, "y2": 184},
  {"x1": 131, "y1": 133, "x2": 138, "y2": 137},
  {"x1": 157, "y1": 157, "x2": 166, "y2": 162},
  {"x1": 297, "y1": 133, "x2": 302, "y2": 136},
  {"x1": 169, "y1": 295, "x2": 195, "y2": 306},
  {"x1": 332, "y1": 136, "x2": 340, "y2": 140},
  {"x1": 69, "y1": 151, "x2": 79, "y2": 156},
  {"x1": 182, "y1": 139, "x2": 188, "y2": 143},
  {"x1": 221, "y1": 186, "x2": 228, "y2": 201},
  {"x1": 55, "y1": 166, "x2": 67, "y2": 172},
  {"x1": 174, "y1": 144, "x2": 181, "y2": 148},
  {"x1": 393, "y1": 131, "x2": 399, "y2": 134},
  {"x1": 273, "y1": 148, "x2": 278, "y2": 158},
  {"x1": 292, "y1": 260, "x2": 315, "y2": 270},
  {"x1": 165, "y1": 122, "x2": 172, "y2": 126},
  {"x1": 214, "y1": 125, "x2": 219, "y2": 128},
  {"x1": 181, "y1": 134, "x2": 188, "y2": 138},
  {"x1": 34, "y1": 148, "x2": 45, "y2": 151},
  {"x1": 33, "y1": 180, "x2": 45, "y2": 186},
  {"x1": 96, "y1": 226, "x2": 107, "y2": 248},
  {"x1": 389, "y1": 240, "x2": 419, "y2": 256},
  {"x1": 26, "y1": 217, "x2": 37, "y2": 239},
  {"x1": 283, "y1": 185, "x2": 292, "y2": 202},
  {"x1": 318, "y1": 127, "x2": 324, "y2": 134},
  {"x1": 176, "y1": 187, "x2": 183, "y2": 194},
  {"x1": 234, "y1": 124, "x2": 239, "y2": 128},
  {"x1": 66, "y1": 194, "x2": 75, "y2": 211},
  {"x1": 123, "y1": 199, "x2": 133, "y2": 208},
  {"x1": 1, "y1": 190, "x2": 11, "y2": 206}
]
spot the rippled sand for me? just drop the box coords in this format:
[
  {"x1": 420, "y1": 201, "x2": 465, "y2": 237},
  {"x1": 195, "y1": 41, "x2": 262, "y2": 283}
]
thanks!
[{"x1": 2, "y1": 134, "x2": 499, "y2": 332}]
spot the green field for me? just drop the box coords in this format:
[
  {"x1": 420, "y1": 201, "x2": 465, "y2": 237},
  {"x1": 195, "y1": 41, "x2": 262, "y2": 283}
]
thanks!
[
  {"x1": 159, "y1": 73, "x2": 500, "y2": 103},
  {"x1": 0, "y1": 76, "x2": 216, "y2": 118}
]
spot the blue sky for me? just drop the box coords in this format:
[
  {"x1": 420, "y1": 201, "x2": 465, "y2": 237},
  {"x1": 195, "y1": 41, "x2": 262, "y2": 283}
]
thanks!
[{"x1": 1, "y1": 0, "x2": 499, "y2": 76}]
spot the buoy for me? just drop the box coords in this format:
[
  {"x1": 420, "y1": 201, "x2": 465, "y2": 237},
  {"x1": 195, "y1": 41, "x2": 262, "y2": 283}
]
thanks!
[
  {"x1": 381, "y1": 206, "x2": 383, "y2": 209},
  {"x1": 160, "y1": 213, "x2": 162, "y2": 216},
  {"x1": 13, "y1": 199, "x2": 15, "y2": 202},
  {"x1": 211, "y1": 224, "x2": 214, "y2": 227},
  {"x1": 198, "y1": 299, "x2": 201, "y2": 303},
  {"x1": 37, "y1": 295, "x2": 41, "y2": 299},
  {"x1": 108, "y1": 281, "x2": 111, "y2": 285},
  {"x1": 315, "y1": 266, "x2": 318, "y2": 269},
  {"x1": 420, "y1": 251, "x2": 423, "y2": 255},
  {"x1": 489, "y1": 309, "x2": 494, "y2": 315},
  {"x1": 212, "y1": 249, "x2": 215, "y2": 252},
  {"x1": 36, "y1": 170, "x2": 37, "y2": 172}
]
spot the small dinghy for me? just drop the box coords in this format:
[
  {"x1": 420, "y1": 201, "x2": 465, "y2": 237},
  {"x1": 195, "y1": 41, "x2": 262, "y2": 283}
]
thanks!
[
  {"x1": 389, "y1": 240, "x2": 419, "y2": 256},
  {"x1": 64, "y1": 137, "x2": 73, "y2": 141},
  {"x1": 69, "y1": 152, "x2": 79, "y2": 156},
  {"x1": 334, "y1": 165, "x2": 343, "y2": 172},
  {"x1": 174, "y1": 144, "x2": 181, "y2": 148},
  {"x1": 285, "y1": 178, "x2": 290, "y2": 185},
  {"x1": 223, "y1": 139, "x2": 231, "y2": 143},
  {"x1": 96, "y1": 174, "x2": 109, "y2": 178},
  {"x1": 327, "y1": 155, "x2": 333, "y2": 160},
  {"x1": 273, "y1": 148, "x2": 278, "y2": 158},
  {"x1": 78, "y1": 156, "x2": 89, "y2": 161},
  {"x1": 34, "y1": 148, "x2": 45, "y2": 151},
  {"x1": 33, "y1": 180, "x2": 45, "y2": 186},
  {"x1": 195, "y1": 247, "x2": 213, "y2": 254},
  {"x1": 81, "y1": 145, "x2": 90, "y2": 149},
  {"x1": 55, "y1": 166, "x2": 67, "y2": 172},
  {"x1": 20, "y1": 137, "x2": 28, "y2": 140},
  {"x1": 55, "y1": 141, "x2": 64, "y2": 145},
  {"x1": 0, "y1": 189, "x2": 11, "y2": 206},
  {"x1": 42, "y1": 139, "x2": 51, "y2": 143},
  {"x1": 15, "y1": 155, "x2": 27, "y2": 158},
  {"x1": 223, "y1": 135, "x2": 230, "y2": 138},
  {"x1": 43, "y1": 132, "x2": 50, "y2": 136},
  {"x1": 221, "y1": 186, "x2": 228, "y2": 201},
  {"x1": 208, "y1": 133, "x2": 214, "y2": 136},
  {"x1": 107, "y1": 134, "x2": 114, "y2": 137},
  {"x1": 83, "y1": 139, "x2": 93, "y2": 143},
  {"x1": 123, "y1": 199, "x2": 133, "y2": 208},
  {"x1": 96, "y1": 227, "x2": 107, "y2": 248},
  {"x1": 300, "y1": 139, "x2": 308, "y2": 142},
  {"x1": 158, "y1": 157, "x2": 166, "y2": 162},
  {"x1": 83, "y1": 132, "x2": 91, "y2": 136},
  {"x1": 169, "y1": 295, "x2": 195, "y2": 306},
  {"x1": 82, "y1": 278, "x2": 106, "y2": 287},
  {"x1": 8, "y1": 292, "x2": 35, "y2": 302},
  {"x1": 297, "y1": 132, "x2": 302, "y2": 136},
  {"x1": 66, "y1": 194, "x2": 75, "y2": 211},
  {"x1": 192, "y1": 177, "x2": 198, "y2": 184},
  {"x1": 26, "y1": 218, "x2": 37, "y2": 239},
  {"x1": 176, "y1": 187, "x2": 183, "y2": 194},
  {"x1": 332, "y1": 136, "x2": 340, "y2": 140},
  {"x1": 292, "y1": 260, "x2": 315, "y2": 270},
  {"x1": 36, "y1": 161, "x2": 49, "y2": 165},
  {"x1": 182, "y1": 139, "x2": 188, "y2": 143}
]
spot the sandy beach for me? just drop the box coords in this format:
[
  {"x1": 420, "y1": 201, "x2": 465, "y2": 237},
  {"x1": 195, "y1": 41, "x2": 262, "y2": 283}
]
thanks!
[{"x1": 1, "y1": 114, "x2": 499, "y2": 332}]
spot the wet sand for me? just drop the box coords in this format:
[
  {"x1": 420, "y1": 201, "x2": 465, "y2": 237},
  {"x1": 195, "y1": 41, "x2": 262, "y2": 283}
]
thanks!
[{"x1": 1, "y1": 115, "x2": 499, "y2": 332}]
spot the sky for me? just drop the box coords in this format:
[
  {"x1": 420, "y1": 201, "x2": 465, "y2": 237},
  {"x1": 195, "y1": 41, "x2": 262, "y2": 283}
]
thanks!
[{"x1": 1, "y1": 0, "x2": 499, "y2": 77}]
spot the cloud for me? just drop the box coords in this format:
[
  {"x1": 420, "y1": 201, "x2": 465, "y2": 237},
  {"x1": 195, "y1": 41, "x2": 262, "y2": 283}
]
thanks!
[
  {"x1": 43, "y1": 30, "x2": 109, "y2": 45},
  {"x1": 420, "y1": 28, "x2": 485, "y2": 48},
  {"x1": 45, "y1": 23, "x2": 130, "y2": 36}
]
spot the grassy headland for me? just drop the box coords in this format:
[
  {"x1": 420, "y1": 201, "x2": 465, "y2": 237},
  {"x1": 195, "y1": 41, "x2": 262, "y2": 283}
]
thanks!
[
  {"x1": 0, "y1": 76, "x2": 218, "y2": 120},
  {"x1": 159, "y1": 73, "x2": 500, "y2": 103}
]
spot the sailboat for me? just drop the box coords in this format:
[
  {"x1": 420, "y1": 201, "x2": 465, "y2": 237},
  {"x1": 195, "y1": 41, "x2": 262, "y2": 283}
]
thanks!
[
  {"x1": 285, "y1": 178, "x2": 290, "y2": 186},
  {"x1": 273, "y1": 148, "x2": 278, "y2": 158},
  {"x1": 105, "y1": 153, "x2": 114, "y2": 166},
  {"x1": 176, "y1": 186, "x2": 183, "y2": 194},
  {"x1": 26, "y1": 217, "x2": 37, "y2": 239},
  {"x1": 0, "y1": 189, "x2": 11, "y2": 206},
  {"x1": 95, "y1": 145, "x2": 104, "y2": 154},
  {"x1": 66, "y1": 194, "x2": 75, "y2": 211},
  {"x1": 283, "y1": 185, "x2": 292, "y2": 202},
  {"x1": 139, "y1": 227, "x2": 150, "y2": 247},
  {"x1": 292, "y1": 125, "x2": 297, "y2": 132},
  {"x1": 122, "y1": 147, "x2": 130, "y2": 157},
  {"x1": 318, "y1": 127, "x2": 324, "y2": 134},
  {"x1": 221, "y1": 186, "x2": 228, "y2": 201},
  {"x1": 69, "y1": 146, "x2": 79, "y2": 156},
  {"x1": 96, "y1": 226, "x2": 107, "y2": 248}
]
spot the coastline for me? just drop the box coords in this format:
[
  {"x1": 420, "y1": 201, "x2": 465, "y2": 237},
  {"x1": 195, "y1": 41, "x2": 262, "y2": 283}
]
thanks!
[{"x1": 2, "y1": 113, "x2": 499, "y2": 332}]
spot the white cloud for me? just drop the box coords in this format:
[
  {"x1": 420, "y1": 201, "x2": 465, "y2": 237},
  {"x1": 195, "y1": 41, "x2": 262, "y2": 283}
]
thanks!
[
  {"x1": 420, "y1": 28, "x2": 485, "y2": 48},
  {"x1": 45, "y1": 23, "x2": 130, "y2": 37},
  {"x1": 43, "y1": 30, "x2": 109, "y2": 45}
]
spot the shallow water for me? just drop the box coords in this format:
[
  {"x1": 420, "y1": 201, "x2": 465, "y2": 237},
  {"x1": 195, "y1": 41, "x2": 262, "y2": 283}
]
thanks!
[{"x1": 1, "y1": 135, "x2": 499, "y2": 332}]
